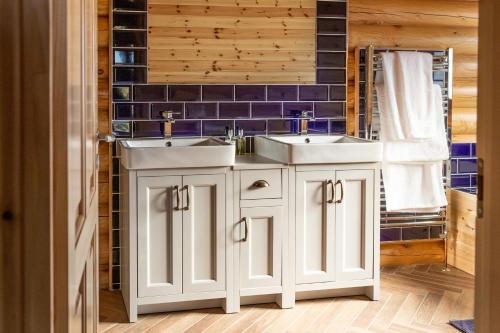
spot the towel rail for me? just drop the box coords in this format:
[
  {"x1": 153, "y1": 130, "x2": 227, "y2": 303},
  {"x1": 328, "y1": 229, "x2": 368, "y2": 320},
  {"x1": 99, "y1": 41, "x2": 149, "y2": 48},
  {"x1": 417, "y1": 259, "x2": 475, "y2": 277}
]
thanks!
[{"x1": 356, "y1": 46, "x2": 453, "y2": 253}]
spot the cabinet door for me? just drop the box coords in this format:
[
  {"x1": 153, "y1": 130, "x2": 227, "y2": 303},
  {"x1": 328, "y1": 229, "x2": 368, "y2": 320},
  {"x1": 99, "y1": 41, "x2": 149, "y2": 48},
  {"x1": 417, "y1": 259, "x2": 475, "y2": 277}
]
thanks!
[
  {"x1": 182, "y1": 174, "x2": 226, "y2": 293},
  {"x1": 137, "y1": 176, "x2": 183, "y2": 297},
  {"x1": 335, "y1": 169, "x2": 374, "y2": 281},
  {"x1": 296, "y1": 171, "x2": 336, "y2": 284},
  {"x1": 240, "y1": 206, "x2": 282, "y2": 290}
]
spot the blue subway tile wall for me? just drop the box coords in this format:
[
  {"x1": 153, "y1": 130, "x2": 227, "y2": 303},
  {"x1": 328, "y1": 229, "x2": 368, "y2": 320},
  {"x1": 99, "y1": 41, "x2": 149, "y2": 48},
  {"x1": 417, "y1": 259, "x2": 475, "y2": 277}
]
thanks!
[
  {"x1": 110, "y1": 0, "x2": 348, "y2": 289},
  {"x1": 451, "y1": 143, "x2": 477, "y2": 194}
]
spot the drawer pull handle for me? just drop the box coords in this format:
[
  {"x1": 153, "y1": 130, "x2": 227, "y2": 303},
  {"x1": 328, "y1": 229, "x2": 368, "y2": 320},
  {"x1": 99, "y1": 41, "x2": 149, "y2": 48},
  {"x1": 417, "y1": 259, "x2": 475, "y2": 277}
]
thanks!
[
  {"x1": 252, "y1": 180, "x2": 270, "y2": 188},
  {"x1": 327, "y1": 180, "x2": 335, "y2": 204},
  {"x1": 174, "y1": 185, "x2": 181, "y2": 210},
  {"x1": 335, "y1": 180, "x2": 344, "y2": 204},
  {"x1": 242, "y1": 217, "x2": 249, "y2": 242}
]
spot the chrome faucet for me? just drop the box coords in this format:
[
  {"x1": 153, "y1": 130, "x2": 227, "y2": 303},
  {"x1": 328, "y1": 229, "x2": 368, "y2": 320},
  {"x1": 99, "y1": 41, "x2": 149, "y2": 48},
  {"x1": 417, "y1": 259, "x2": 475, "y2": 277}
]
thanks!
[
  {"x1": 162, "y1": 111, "x2": 179, "y2": 144},
  {"x1": 298, "y1": 110, "x2": 314, "y2": 135}
]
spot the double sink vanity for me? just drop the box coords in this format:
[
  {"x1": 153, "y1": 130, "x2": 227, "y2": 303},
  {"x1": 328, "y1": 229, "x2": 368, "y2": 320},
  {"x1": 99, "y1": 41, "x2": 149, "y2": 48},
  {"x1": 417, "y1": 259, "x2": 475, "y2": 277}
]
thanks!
[{"x1": 119, "y1": 135, "x2": 383, "y2": 321}]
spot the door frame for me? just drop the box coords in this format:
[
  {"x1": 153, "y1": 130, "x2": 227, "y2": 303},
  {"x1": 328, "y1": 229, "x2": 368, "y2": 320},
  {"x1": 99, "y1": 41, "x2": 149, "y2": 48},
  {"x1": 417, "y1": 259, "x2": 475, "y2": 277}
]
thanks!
[{"x1": 476, "y1": 1, "x2": 500, "y2": 331}]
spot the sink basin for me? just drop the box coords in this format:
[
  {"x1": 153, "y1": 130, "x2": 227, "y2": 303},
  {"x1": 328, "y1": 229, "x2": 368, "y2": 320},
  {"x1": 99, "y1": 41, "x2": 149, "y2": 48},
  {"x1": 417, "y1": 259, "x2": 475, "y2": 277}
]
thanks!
[
  {"x1": 254, "y1": 135, "x2": 382, "y2": 164},
  {"x1": 119, "y1": 138, "x2": 235, "y2": 170}
]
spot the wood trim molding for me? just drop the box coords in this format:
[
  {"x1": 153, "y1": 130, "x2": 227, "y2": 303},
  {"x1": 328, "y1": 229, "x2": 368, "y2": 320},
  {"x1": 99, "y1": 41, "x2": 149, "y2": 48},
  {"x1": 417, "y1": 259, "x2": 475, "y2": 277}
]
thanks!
[{"x1": 381, "y1": 240, "x2": 445, "y2": 267}]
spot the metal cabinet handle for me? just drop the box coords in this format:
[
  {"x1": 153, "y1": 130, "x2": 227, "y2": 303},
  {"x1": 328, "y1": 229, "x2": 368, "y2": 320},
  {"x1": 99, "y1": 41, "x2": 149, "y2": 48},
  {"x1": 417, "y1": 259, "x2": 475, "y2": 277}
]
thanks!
[
  {"x1": 327, "y1": 180, "x2": 335, "y2": 204},
  {"x1": 96, "y1": 131, "x2": 116, "y2": 143},
  {"x1": 242, "y1": 217, "x2": 249, "y2": 242},
  {"x1": 182, "y1": 185, "x2": 190, "y2": 210},
  {"x1": 174, "y1": 185, "x2": 181, "y2": 210},
  {"x1": 252, "y1": 180, "x2": 270, "y2": 188},
  {"x1": 335, "y1": 180, "x2": 344, "y2": 204}
]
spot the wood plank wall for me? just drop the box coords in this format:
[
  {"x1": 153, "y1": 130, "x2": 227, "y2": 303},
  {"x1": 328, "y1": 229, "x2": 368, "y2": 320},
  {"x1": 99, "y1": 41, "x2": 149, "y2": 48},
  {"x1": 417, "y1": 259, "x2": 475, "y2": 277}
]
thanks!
[
  {"x1": 448, "y1": 189, "x2": 476, "y2": 275},
  {"x1": 347, "y1": 0, "x2": 479, "y2": 143},
  {"x1": 147, "y1": 0, "x2": 316, "y2": 84},
  {"x1": 98, "y1": 0, "x2": 112, "y2": 290}
]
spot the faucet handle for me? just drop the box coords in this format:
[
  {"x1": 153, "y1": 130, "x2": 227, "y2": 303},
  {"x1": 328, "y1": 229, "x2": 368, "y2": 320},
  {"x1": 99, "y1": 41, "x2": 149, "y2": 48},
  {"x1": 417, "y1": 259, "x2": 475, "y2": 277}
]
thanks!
[
  {"x1": 162, "y1": 111, "x2": 181, "y2": 120},
  {"x1": 300, "y1": 110, "x2": 314, "y2": 118}
]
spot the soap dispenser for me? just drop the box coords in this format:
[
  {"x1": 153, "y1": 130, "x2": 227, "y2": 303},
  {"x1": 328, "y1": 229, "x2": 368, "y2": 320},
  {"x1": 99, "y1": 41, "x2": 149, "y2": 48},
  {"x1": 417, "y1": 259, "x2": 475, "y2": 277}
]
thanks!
[{"x1": 237, "y1": 128, "x2": 246, "y2": 155}]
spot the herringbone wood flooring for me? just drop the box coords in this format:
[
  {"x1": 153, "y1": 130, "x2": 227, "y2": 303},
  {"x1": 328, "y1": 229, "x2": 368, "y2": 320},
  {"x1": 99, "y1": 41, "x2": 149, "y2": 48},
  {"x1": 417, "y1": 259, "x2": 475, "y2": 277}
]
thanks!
[{"x1": 99, "y1": 264, "x2": 474, "y2": 333}]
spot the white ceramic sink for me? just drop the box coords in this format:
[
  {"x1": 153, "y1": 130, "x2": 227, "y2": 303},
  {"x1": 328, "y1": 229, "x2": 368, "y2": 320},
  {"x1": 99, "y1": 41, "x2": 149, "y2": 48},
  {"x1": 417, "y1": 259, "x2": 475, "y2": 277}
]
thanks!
[
  {"x1": 254, "y1": 135, "x2": 382, "y2": 164},
  {"x1": 119, "y1": 138, "x2": 235, "y2": 170}
]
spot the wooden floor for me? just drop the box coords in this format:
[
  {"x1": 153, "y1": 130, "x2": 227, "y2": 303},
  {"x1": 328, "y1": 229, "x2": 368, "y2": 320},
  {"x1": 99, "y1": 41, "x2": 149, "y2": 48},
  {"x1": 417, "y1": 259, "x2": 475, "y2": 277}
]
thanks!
[{"x1": 99, "y1": 264, "x2": 474, "y2": 333}]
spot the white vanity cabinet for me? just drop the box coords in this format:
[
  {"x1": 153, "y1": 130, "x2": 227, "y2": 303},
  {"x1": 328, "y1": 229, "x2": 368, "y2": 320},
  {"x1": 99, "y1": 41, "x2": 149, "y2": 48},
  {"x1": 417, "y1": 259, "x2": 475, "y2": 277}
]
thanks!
[
  {"x1": 121, "y1": 168, "x2": 234, "y2": 322},
  {"x1": 293, "y1": 164, "x2": 380, "y2": 299},
  {"x1": 232, "y1": 159, "x2": 292, "y2": 310}
]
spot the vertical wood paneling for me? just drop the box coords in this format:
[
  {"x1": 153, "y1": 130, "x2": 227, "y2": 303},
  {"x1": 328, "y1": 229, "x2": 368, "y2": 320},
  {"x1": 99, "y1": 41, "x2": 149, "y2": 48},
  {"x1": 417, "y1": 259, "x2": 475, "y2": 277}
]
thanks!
[
  {"x1": 347, "y1": 0, "x2": 479, "y2": 143},
  {"x1": 98, "y1": 0, "x2": 112, "y2": 290},
  {"x1": 147, "y1": 0, "x2": 316, "y2": 83}
]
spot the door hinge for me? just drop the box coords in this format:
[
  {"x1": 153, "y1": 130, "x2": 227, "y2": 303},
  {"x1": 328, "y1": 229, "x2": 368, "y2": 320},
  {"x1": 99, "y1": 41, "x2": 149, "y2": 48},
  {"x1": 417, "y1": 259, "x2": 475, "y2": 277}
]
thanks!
[{"x1": 477, "y1": 158, "x2": 484, "y2": 218}]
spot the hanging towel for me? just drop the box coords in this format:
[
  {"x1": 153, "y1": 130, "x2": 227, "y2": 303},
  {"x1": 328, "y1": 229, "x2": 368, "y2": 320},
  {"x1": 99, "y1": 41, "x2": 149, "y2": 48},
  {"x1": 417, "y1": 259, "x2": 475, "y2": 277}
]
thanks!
[{"x1": 375, "y1": 51, "x2": 449, "y2": 212}]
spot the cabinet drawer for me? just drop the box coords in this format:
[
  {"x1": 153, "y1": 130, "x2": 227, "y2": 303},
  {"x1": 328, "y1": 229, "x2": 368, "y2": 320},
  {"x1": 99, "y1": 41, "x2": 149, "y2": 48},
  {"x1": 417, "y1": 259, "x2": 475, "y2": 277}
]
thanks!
[{"x1": 240, "y1": 169, "x2": 282, "y2": 200}]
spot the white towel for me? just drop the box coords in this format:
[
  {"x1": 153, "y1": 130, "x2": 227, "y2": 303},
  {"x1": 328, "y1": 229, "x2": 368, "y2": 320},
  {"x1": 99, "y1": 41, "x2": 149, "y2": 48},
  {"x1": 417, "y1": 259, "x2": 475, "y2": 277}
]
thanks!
[{"x1": 376, "y1": 51, "x2": 449, "y2": 212}]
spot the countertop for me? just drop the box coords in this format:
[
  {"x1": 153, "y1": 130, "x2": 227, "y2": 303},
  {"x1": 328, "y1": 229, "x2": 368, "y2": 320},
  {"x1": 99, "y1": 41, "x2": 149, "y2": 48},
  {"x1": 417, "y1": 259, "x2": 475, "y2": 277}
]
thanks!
[{"x1": 233, "y1": 154, "x2": 287, "y2": 170}]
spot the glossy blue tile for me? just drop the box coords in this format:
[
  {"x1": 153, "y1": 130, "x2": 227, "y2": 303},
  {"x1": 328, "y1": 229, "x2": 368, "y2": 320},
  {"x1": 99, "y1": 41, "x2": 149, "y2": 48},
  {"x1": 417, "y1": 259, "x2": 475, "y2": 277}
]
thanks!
[
  {"x1": 133, "y1": 121, "x2": 162, "y2": 137},
  {"x1": 202, "y1": 85, "x2": 234, "y2": 101},
  {"x1": 451, "y1": 143, "x2": 471, "y2": 157},
  {"x1": 112, "y1": 121, "x2": 131, "y2": 137},
  {"x1": 235, "y1": 85, "x2": 266, "y2": 101},
  {"x1": 299, "y1": 86, "x2": 329, "y2": 101},
  {"x1": 267, "y1": 85, "x2": 298, "y2": 101},
  {"x1": 317, "y1": 53, "x2": 346, "y2": 68},
  {"x1": 329, "y1": 85, "x2": 346, "y2": 101},
  {"x1": 317, "y1": 69, "x2": 346, "y2": 84},
  {"x1": 268, "y1": 119, "x2": 295, "y2": 135},
  {"x1": 114, "y1": 67, "x2": 147, "y2": 83},
  {"x1": 451, "y1": 160, "x2": 458, "y2": 174},
  {"x1": 317, "y1": 18, "x2": 346, "y2": 34},
  {"x1": 330, "y1": 119, "x2": 346, "y2": 134},
  {"x1": 134, "y1": 85, "x2": 167, "y2": 101},
  {"x1": 185, "y1": 103, "x2": 218, "y2": 119},
  {"x1": 317, "y1": 1, "x2": 347, "y2": 17},
  {"x1": 283, "y1": 102, "x2": 313, "y2": 118},
  {"x1": 202, "y1": 120, "x2": 234, "y2": 136},
  {"x1": 402, "y1": 226, "x2": 429, "y2": 240},
  {"x1": 219, "y1": 103, "x2": 250, "y2": 119},
  {"x1": 458, "y1": 159, "x2": 477, "y2": 173},
  {"x1": 451, "y1": 175, "x2": 471, "y2": 188},
  {"x1": 115, "y1": 103, "x2": 150, "y2": 120},
  {"x1": 251, "y1": 103, "x2": 282, "y2": 118},
  {"x1": 151, "y1": 103, "x2": 184, "y2": 119},
  {"x1": 317, "y1": 36, "x2": 346, "y2": 51},
  {"x1": 235, "y1": 120, "x2": 267, "y2": 136},
  {"x1": 471, "y1": 143, "x2": 476, "y2": 156},
  {"x1": 307, "y1": 120, "x2": 329, "y2": 134},
  {"x1": 172, "y1": 120, "x2": 202, "y2": 137},
  {"x1": 380, "y1": 228, "x2": 401, "y2": 242},
  {"x1": 168, "y1": 85, "x2": 201, "y2": 101},
  {"x1": 314, "y1": 102, "x2": 344, "y2": 118},
  {"x1": 113, "y1": 86, "x2": 131, "y2": 101}
]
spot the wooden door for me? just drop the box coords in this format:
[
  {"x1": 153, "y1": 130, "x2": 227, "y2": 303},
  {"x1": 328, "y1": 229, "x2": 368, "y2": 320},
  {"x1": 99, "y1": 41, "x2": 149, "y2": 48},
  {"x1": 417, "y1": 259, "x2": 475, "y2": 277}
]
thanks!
[
  {"x1": 1, "y1": 0, "x2": 99, "y2": 331},
  {"x1": 240, "y1": 206, "x2": 283, "y2": 290},
  {"x1": 137, "y1": 176, "x2": 183, "y2": 297},
  {"x1": 477, "y1": 0, "x2": 500, "y2": 331},
  {"x1": 335, "y1": 169, "x2": 374, "y2": 281},
  {"x1": 295, "y1": 171, "x2": 336, "y2": 284},
  {"x1": 182, "y1": 174, "x2": 226, "y2": 293}
]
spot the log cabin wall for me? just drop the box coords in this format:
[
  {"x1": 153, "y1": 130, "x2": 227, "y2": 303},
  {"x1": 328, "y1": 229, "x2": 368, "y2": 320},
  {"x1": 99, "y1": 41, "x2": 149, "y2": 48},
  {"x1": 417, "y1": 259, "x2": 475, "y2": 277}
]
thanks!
[{"x1": 347, "y1": 0, "x2": 479, "y2": 144}]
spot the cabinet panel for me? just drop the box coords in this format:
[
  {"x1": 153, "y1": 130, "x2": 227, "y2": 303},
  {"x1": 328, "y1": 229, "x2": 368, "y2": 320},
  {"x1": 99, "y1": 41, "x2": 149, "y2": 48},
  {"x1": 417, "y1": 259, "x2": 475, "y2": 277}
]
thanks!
[
  {"x1": 183, "y1": 174, "x2": 226, "y2": 293},
  {"x1": 240, "y1": 169, "x2": 282, "y2": 200},
  {"x1": 296, "y1": 171, "x2": 336, "y2": 284},
  {"x1": 137, "y1": 176, "x2": 182, "y2": 297},
  {"x1": 240, "y1": 206, "x2": 282, "y2": 290},
  {"x1": 335, "y1": 169, "x2": 374, "y2": 281}
]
